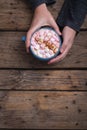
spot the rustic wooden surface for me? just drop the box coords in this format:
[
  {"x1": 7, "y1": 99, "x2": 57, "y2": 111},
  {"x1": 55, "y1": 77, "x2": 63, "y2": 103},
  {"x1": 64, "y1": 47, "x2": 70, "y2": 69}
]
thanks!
[
  {"x1": 0, "y1": 0, "x2": 87, "y2": 30},
  {"x1": 0, "y1": 0, "x2": 87, "y2": 129},
  {"x1": 0, "y1": 31, "x2": 87, "y2": 68},
  {"x1": 0, "y1": 92, "x2": 87, "y2": 129},
  {"x1": 0, "y1": 70, "x2": 87, "y2": 90}
]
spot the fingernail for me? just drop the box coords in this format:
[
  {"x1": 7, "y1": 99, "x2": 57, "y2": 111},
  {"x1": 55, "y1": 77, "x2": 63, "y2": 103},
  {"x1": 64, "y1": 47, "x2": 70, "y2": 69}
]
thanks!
[
  {"x1": 48, "y1": 62, "x2": 50, "y2": 64},
  {"x1": 48, "y1": 61, "x2": 51, "y2": 64},
  {"x1": 26, "y1": 49, "x2": 29, "y2": 53},
  {"x1": 60, "y1": 48, "x2": 63, "y2": 53},
  {"x1": 59, "y1": 32, "x2": 62, "y2": 35}
]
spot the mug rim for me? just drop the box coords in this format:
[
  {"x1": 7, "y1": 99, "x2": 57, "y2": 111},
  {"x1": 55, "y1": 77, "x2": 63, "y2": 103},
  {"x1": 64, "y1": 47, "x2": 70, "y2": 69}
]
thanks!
[{"x1": 30, "y1": 25, "x2": 62, "y2": 61}]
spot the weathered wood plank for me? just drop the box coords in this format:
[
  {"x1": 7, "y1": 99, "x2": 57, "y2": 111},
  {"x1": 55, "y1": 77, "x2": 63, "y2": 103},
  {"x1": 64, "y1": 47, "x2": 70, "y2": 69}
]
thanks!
[
  {"x1": 0, "y1": 70, "x2": 87, "y2": 90},
  {"x1": 0, "y1": 31, "x2": 87, "y2": 68},
  {"x1": 0, "y1": 0, "x2": 87, "y2": 30},
  {"x1": 0, "y1": 91, "x2": 87, "y2": 129}
]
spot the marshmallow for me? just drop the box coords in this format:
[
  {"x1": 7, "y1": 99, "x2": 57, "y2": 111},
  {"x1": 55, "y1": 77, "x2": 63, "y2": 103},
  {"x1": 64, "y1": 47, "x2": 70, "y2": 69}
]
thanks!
[{"x1": 30, "y1": 27, "x2": 60, "y2": 59}]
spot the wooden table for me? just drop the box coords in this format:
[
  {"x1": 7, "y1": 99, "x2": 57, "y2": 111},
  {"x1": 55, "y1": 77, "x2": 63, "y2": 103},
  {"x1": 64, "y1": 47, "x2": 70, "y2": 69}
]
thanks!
[{"x1": 0, "y1": 0, "x2": 87, "y2": 129}]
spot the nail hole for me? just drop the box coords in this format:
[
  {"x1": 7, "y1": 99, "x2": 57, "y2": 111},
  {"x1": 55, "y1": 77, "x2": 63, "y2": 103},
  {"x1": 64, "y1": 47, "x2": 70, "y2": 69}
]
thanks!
[
  {"x1": 74, "y1": 93, "x2": 77, "y2": 96},
  {"x1": 0, "y1": 106, "x2": 2, "y2": 109},
  {"x1": 72, "y1": 86, "x2": 77, "y2": 88},
  {"x1": 68, "y1": 75, "x2": 71, "y2": 79},
  {"x1": 72, "y1": 100, "x2": 76, "y2": 104},
  {"x1": 65, "y1": 106, "x2": 68, "y2": 109},
  {"x1": 78, "y1": 108, "x2": 82, "y2": 113},
  {"x1": 28, "y1": 99, "x2": 32, "y2": 101},
  {"x1": 75, "y1": 61, "x2": 80, "y2": 63},
  {"x1": 11, "y1": 21, "x2": 15, "y2": 24},
  {"x1": 85, "y1": 82, "x2": 87, "y2": 86},
  {"x1": 45, "y1": 73, "x2": 49, "y2": 76},
  {"x1": 9, "y1": 12, "x2": 13, "y2": 15},
  {"x1": 10, "y1": 3, "x2": 13, "y2": 5},
  {"x1": 75, "y1": 122, "x2": 79, "y2": 126},
  {"x1": 44, "y1": 95, "x2": 48, "y2": 98}
]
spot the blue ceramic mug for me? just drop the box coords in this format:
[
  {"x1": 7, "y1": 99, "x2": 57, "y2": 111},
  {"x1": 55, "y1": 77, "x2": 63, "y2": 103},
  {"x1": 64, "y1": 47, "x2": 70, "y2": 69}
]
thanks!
[{"x1": 22, "y1": 26, "x2": 62, "y2": 61}]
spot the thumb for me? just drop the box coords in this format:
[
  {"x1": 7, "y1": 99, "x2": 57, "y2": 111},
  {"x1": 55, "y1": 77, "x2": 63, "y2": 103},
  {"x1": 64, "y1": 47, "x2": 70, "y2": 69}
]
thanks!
[
  {"x1": 26, "y1": 29, "x2": 35, "y2": 53},
  {"x1": 26, "y1": 31, "x2": 31, "y2": 53},
  {"x1": 55, "y1": 26, "x2": 62, "y2": 36},
  {"x1": 26, "y1": 24, "x2": 42, "y2": 53},
  {"x1": 52, "y1": 21, "x2": 61, "y2": 35}
]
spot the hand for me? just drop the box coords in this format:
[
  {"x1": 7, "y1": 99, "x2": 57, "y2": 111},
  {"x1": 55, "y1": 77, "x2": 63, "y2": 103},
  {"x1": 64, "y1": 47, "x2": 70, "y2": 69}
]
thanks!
[
  {"x1": 48, "y1": 26, "x2": 76, "y2": 64},
  {"x1": 25, "y1": 3, "x2": 61, "y2": 52}
]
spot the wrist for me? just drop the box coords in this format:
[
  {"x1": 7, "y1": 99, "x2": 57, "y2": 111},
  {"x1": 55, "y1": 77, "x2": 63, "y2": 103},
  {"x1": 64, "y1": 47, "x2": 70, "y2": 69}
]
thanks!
[
  {"x1": 35, "y1": 3, "x2": 48, "y2": 13},
  {"x1": 63, "y1": 26, "x2": 76, "y2": 43},
  {"x1": 64, "y1": 26, "x2": 76, "y2": 38}
]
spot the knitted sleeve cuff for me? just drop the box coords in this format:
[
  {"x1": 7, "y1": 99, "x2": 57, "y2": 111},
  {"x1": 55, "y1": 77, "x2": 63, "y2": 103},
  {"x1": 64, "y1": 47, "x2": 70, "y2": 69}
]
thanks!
[
  {"x1": 57, "y1": 0, "x2": 87, "y2": 32},
  {"x1": 29, "y1": 0, "x2": 45, "y2": 10},
  {"x1": 29, "y1": 0, "x2": 56, "y2": 10}
]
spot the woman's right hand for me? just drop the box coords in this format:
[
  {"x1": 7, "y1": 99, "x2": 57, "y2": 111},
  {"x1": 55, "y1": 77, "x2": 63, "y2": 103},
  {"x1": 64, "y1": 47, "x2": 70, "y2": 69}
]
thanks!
[{"x1": 25, "y1": 3, "x2": 61, "y2": 52}]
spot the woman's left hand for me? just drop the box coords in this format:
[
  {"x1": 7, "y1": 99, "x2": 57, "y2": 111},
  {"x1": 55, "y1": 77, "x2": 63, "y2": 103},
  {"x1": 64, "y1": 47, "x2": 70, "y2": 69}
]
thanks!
[{"x1": 48, "y1": 26, "x2": 76, "y2": 64}]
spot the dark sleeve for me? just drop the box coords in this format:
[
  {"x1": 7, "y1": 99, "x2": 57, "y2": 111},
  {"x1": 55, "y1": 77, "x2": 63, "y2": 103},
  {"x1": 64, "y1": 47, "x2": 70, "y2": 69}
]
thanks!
[
  {"x1": 29, "y1": 0, "x2": 56, "y2": 10},
  {"x1": 57, "y1": 0, "x2": 87, "y2": 32}
]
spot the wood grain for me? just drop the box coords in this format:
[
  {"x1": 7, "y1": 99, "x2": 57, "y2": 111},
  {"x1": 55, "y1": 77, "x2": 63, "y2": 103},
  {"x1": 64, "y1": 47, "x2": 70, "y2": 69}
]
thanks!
[
  {"x1": 0, "y1": 91, "x2": 87, "y2": 129},
  {"x1": 0, "y1": 0, "x2": 86, "y2": 30},
  {"x1": 0, "y1": 70, "x2": 87, "y2": 90},
  {"x1": 0, "y1": 0, "x2": 87, "y2": 129},
  {"x1": 0, "y1": 31, "x2": 87, "y2": 68}
]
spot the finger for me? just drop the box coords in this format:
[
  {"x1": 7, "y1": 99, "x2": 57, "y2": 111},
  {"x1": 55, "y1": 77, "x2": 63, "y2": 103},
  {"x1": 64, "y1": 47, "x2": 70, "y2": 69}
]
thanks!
[
  {"x1": 54, "y1": 25, "x2": 62, "y2": 36},
  {"x1": 25, "y1": 23, "x2": 43, "y2": 53},
  {"x1": 25, "y1": 31, "x2": 31, "y2": 53},
  {"x1": 25, "y1": 28, "x2": 36, "y2": 53},
  {"x1": 48, "y1": 52, "x2": 66, "y2": 64},
  {"x1": 48, "y1": 54, "x2": 64, "y2": 64},
  {"x1": 60, "y1": 43, "x2": 67, "y2": 53},
  {"x1": 51, "y1": 21, "x2": 61, "y2": 35},
  {"x1": 48, "y1": 46, "x2": 69, "y2": 64}
]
